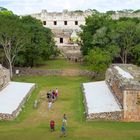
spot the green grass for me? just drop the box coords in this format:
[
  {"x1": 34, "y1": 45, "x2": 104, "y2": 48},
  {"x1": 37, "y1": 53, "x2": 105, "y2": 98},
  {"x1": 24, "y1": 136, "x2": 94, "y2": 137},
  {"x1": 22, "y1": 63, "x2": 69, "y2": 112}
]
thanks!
[
  {"x1": 33, "y1": 59, "x2": 88, "y2": 70},
  {"x1": 0, "y1": 76, "x2": 140, "y2": 140}
]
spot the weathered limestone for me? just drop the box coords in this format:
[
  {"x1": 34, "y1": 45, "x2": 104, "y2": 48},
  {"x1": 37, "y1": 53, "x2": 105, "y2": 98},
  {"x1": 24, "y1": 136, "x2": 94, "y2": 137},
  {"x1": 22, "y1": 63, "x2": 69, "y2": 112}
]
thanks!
[
  {"x1": 31, "y1": 10, "x2": 91, "y2": 46},
  {"x1": 106, "y1": 64, "x2": 140, "y2": 122},
  {"x1": 30, "y1": 10, "x2": 92, "y2": 60},
  {"x1": 0, "y1": 64, "x2": 10, "y2": 91},
  {"x1": 13, "y1": 67, "x2": 95, "y2": 77},
  {"x1": 87, "y1": 111, "x2": 123, "y2": 121},
  {"x1": 112, "y1": 12, "x2": 140, "y2": 20},
  {"x1": 83, "y1": 64, "x2": 140, "y2": 121},
  {"x1": 0, "y1": 65, "x2": 36, "y2": 120}
]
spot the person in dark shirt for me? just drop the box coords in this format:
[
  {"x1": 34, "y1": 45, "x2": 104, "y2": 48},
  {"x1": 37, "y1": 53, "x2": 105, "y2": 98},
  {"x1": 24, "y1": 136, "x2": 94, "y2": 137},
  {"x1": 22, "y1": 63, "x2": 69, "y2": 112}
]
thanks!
[{"x1": 47, "y1": 90, "x2": 51, "y2": 101}]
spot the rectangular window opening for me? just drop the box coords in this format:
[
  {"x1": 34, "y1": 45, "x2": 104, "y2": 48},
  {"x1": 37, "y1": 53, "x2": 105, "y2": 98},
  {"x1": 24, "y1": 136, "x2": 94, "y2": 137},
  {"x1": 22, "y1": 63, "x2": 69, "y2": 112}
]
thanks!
[
  {"x1": 75, "y1": 21, "x2": 78, "y2": 25},
  {"x1": 54, "y1": 21, "x2": 57, "y2": 25},
  {"x1": 64, "y1": 21, "x2": 67, "y2": 25},
  {"x1": 60, "y1": 38, "x2": 63, "y2": 43},
  {"x1": 43, "y1": 21, "x2": 46, "y2": 25}
]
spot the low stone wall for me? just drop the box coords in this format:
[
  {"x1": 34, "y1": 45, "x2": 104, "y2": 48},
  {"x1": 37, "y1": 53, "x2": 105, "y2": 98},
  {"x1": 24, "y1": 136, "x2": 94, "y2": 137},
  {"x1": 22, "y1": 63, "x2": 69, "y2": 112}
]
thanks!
[
  {"x1": 0, "y1": 85, "x2": 36, "y2": 120},
  {"x1": 87, "y1": 111, "x2": 123, "y2": 121},
  {"x1": 14, "y1": 68, "x2": 95, "y2": 77},
  {"x1": 0, "y1": 65, "x2": 10, "y2": 91}
]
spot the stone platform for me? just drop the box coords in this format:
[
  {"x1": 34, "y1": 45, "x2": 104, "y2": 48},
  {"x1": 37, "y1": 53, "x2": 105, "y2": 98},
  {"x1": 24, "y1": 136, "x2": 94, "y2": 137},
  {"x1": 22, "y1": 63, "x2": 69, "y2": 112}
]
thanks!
[
  {"x1": 0, "y1": 82, "x2": 35, "y2": 120},
  {"x1": 82, "y1": 81, "x2": 122, "y2": 120}
]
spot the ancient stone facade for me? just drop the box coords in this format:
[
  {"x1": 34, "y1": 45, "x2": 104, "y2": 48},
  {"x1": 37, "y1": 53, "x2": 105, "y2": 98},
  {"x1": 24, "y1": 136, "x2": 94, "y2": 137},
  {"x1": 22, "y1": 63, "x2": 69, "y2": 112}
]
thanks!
[
  {"x1": 106, "y1": 64, "x2": 140, "y2": 122},
  {"x1": 0, "y1": 64, "x2": 10, "y2": 91},
  {"x1": 30, "y1": 10, "x2": 92, "y2": 61},
  {"x1": 87, "y1": 111, "x2": 123, "y2": 121},
  {"x1": 31, "y1": 9, "x2": 91, "y2": 46},
  {"x1": 82, "y1": 64, "x2": 140, "y2": 121},
  {"x1": 112, "y1": 12, "x2": 140, "y2": 20},
  {"x1": 13, "y1": 67, "x2": 95, "y2": 77}
]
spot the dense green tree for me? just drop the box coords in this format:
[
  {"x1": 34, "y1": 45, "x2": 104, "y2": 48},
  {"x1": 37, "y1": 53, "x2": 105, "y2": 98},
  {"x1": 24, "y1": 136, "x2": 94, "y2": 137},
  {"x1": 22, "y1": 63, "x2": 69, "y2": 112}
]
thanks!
[
  {"x1": 85, "y1": 48, "x2": 111, "y2": 73},
  {"x1": 16, "y1": 16, "x2": 57, "y2": 67},
  {"x1": 112, "y1": 20, "x2": 140, "y2": 63},
  {"x1": 131, "y1": 44, "x2": 140, "y2": 65},
  {"x1": 0, "y1": 13, "x2": 57, "y2": 77},
  {"x1": 80, "y1": 12, "x2": 140, "y2": 73},
  {"x1": 0, "y1": 15, "x2": 27, "y2": 77},
  {"x1": 80, "y1": 13, "x2": 112, "y2": 55},
  {"x1": 0, "y1": 7, "x2": 13, "y2": 15}
]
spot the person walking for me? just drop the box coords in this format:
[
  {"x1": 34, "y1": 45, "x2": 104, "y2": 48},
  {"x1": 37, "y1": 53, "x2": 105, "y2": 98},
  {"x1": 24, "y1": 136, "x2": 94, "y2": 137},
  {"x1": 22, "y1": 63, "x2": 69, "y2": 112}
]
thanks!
[
  {"x1": 47, "y1": 90, "x2": 51, "y2": 101},
  {"x1": 62, "y1": 114, "x2": 67, "y2": 126},
  {"x1": 60, "y1": 123, "x2": 66, "y2": 137},
  {"x1": 48, "y1": 101, "x2": 52, "y2": 110},
  {"x1": 55, "y1": 88, "x2": 58, "y2": 99},
  {"x1": 52, "y1": 89, "x2": 56, "y2": 102},
  {"x1": 50, "y1": 120, "x2": 55, "y2": 132}
]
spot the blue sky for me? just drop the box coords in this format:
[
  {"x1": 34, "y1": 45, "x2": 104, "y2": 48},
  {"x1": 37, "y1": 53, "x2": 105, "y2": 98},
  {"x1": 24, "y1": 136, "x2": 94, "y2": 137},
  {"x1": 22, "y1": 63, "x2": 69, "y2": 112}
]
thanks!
[{"x1": 0, "y1": 0, "x2": 140, "y2": 15}]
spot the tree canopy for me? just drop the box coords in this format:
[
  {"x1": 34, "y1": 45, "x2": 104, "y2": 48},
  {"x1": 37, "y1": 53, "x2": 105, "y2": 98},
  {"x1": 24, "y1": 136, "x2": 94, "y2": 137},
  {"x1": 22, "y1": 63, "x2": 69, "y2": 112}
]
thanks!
[
  {"x1": 80, "y1": 13, "x2": 140, "y2": 73},
  {"x1": 0, "y1": 10, "x2": 57, "y2": 77}
]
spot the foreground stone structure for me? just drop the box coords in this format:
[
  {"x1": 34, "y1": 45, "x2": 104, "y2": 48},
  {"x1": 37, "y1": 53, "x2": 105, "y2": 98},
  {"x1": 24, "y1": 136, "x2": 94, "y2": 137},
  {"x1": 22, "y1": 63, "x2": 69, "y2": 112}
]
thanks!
[
  {"x1": 0, "y1": 64, "x2": 35, "y2": 120},
  {"x1": 83, "y1": 64, "x2": 140, "y2": 122},
  {"x1": 106, "y1": 64, "x2": 140, "y2": 121},
  {"x1": 0, "y1": 64, "x2": 10, "y2": 90}
]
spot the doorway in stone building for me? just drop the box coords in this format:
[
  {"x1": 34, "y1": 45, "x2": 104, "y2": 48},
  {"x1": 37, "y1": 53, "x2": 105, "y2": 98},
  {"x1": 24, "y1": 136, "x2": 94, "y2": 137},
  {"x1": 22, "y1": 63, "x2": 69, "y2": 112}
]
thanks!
[{"x1": 60, "y1": 38, "x2": 63, "y2": 43}]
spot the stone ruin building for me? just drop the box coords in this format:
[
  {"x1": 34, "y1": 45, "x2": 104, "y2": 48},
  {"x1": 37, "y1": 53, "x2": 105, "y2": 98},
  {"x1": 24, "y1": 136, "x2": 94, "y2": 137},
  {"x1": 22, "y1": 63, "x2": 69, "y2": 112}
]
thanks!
[
  {"x1": 30, "y1": 10, "x2": 140, "y2": 62},
  {"x1": 112, "y1": 12, "x2": 140, "y2": 20},
  {"x1": 106, "y1": 64, "x2": 140, "y2": 121},
  {"x1": 82, "y1": 64, "x2": 140, "y2": 122},
  {"x1": 0, "y1": 64, "x2": 35, "y2": 120},
  {"x1": 0, "y1": 64, "x2": 10, "y2": 91},
  {"x1": 30, "y1": 9, "x2": 92, "y2": 61}
]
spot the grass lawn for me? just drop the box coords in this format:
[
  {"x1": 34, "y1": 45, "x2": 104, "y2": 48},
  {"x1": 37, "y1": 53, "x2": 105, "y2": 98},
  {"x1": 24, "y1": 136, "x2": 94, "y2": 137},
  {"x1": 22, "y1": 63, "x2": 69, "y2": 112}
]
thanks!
[
  {"x1": 33, "y1": 59, "x2": 88, "y2": 70},
  {"x1": 0, "y1": 76, "x2": 140, "y2": 140}
]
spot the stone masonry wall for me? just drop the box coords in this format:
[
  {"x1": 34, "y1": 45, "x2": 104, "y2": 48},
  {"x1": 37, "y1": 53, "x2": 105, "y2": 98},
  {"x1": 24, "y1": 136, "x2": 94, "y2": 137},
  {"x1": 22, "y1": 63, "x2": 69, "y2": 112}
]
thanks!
[
  {"x1": 87, "y1": 111, "x2": 123, "y2": 121},
  {"x1": 106, "y1": 68, "x2": 123, "y2": 107},
  {"x1": 0, "y1": 65, "x2": 10, "y2": 91},
  {"x1": 123, "y1": 90, "x2": 140, "y2": 122},
  {"x1": 106, "y1": 64, "x2": 140, "y2": 122},
  {"x1": 14, "y1": 68, "x2": 95, "y2": 77}
]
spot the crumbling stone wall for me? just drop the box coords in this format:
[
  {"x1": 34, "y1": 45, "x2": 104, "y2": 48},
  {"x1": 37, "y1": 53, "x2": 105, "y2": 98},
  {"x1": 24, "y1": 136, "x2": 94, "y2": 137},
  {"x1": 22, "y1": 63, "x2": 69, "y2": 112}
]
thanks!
[
  {"x1": 30, "y1": 10, "x2": 92, "y2": 48},
  {"x1": 0, "y1": 64, "x2": 10, "y2": 91},
  {"x1": 106, "y1": 64, "x2": 140, "y2": 122},
  {"x1": 112, "y1": 12, "x2": 140, "y2": 20},
  {"x1": 106, "y1": 68, "x2": 123, "y2": 107},
  {"x1": 123, "y1": 90, "x2": 140, "y2": 122},
  {"x1": 87, "y1": 111, "x2": 123, "y2": 121},
  {"x1": 84, "y1": 64, "x2": 140, "y2": 121},
  {"x1": 14, "y1": 68, "x2": 95, "y2": 77}
]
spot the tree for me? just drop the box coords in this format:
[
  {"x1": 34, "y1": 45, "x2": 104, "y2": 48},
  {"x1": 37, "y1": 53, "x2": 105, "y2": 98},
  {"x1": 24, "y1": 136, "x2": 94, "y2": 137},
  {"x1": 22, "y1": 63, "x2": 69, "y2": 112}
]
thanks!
[
  {"x1": 106, "y1": 10, "x2": 116, "y2": 15},
  {"x1": 85, "y1": 48, "x2": 111, "y2": 73},
  {"x1": 0, "y1": 7, "x2": 13, "y2": 15},
  {"x1": 131, "y1": 44, "x2": 140, "y2": 65},
  {"x1": 15, "y1": 16, "x2": 57, "y2": 67},
  {"x1": 112, "y1": 20, "x2": 139, "y2": 63},
  {"x1": 80, "y1": 13, "x2": 112, "y2": 55},
  {"x1": 0, "y1": 15, "x2": 26, "y2": 78},
  {"x1": 80, "y1": 12, "x2": 140, "y2": 66}
]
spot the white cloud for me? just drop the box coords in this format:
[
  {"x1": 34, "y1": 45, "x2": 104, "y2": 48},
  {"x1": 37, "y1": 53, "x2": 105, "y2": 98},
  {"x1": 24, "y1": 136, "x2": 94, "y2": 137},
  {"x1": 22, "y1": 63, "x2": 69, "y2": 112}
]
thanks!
[{"x1": 0, "y1": 0, "x2": 140, "y2": 15}]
